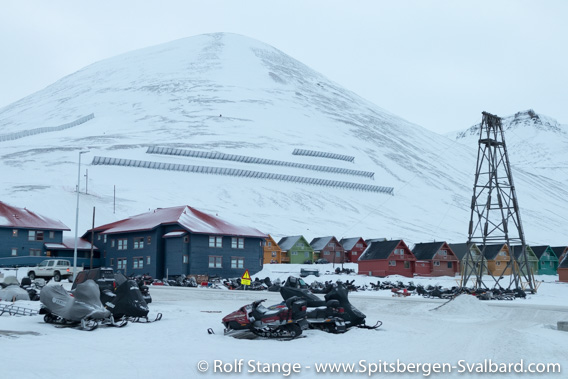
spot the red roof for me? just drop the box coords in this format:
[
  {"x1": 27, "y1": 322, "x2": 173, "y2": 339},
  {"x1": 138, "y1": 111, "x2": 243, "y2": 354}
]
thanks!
[
  {"x1": 91, "y1": 206, "x2": 267, "y2": 238},
  {"x1": 0, "y1": 201, "x2": 70, "y2": 231}
]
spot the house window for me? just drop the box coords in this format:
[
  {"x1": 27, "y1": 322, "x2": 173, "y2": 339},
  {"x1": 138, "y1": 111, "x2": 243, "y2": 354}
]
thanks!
[
  {"x1": 49, "y1": 231, "x2": 55, "y2": 239},
  {"x1": 352, "y1": 251, "x2": 357, "y2": 255},
  {"x1": 394, "y1": 249, "x2": 404, "y2": 255},
  {"x1": 11, "y1": 248, "x2": 17, "y2": 256},
  {"x1": 209, "y1": 256, "x2": 222, "y2": 268},
  {"x1": 147, "y1": 256, "x2": 151, "y2": 265},
  {"x1": 324, "y1": 251, "x2": 330, "y2": 255},
  {"x1": 499, "y1": 251, "x2": 506, "y2": 256},
  {"x1": 147, "y1": 236, "x2": 151, "y2": 244},
  {"x1": 231, "y1": 257, "x2": 244, "y2": 269},
  {"x1": 97, "y1": 235, "x2": 101, "y2": 241},
  {"x1": 133, "y1": 237, "x2": 144, "y2": 249},
  {"x1": 231, "y1": 237, "x2": 244, "y2": 249},
  {"x1": 268, "y1": 241, "x2": 272, "y2": 247},
  {"x1": 389, "y1": 260, "x2": 396, "y2": 266},
  {"x1": 328, "y1": 243, "x2": 335, "y2": 248},
  {"x1": 356, "y1": 243, "x2": 363, "y2": 248},
  {"x1": 12, "y1": 229, "x2": 18, "y2": 237},
  {"x1": 133, "y1": 257, "x2": 143, "y2": 269},
  {"x1": 496, "y1": 261, "x2": 501, "y2": 266},
  {"x1": 271, "y1": 252, "x2": 277, "y2": 257},
  {"x1": 110, "y1": 258, "x2": 114, "y2": 266},
  {"x1": 209, "y1": 236, "x2": 222, "y2": 248},
  {"x1": 117, "y1": 258, "x2": 127, "y2": 270},
  {"x1": 184, "y1": 236, "x2": 189, "y2": 243},
  {"x1": 111, "y1": 240, "x2": 115, "y2": 248},
  {"x1": 183, "y1": 255, "x2": 188, "y2": 264},
  {"x1": 448, "y1": 262, "x2": 453, "y2": 268},
  {"x1": 404, "y1": 261, "x2": 410, "y2": 269},
  {"x1": 438, "y1": 250, "x2": 447, "y2": 256},
  {"x1": 291, "y1": 251, "x2": 298, "y2": 255},
  {"x1": 434, "y1": 261, "x2": 440, "y2": 266},
  {"x1": 104, "y1": 235, "x2": 107, "y2": 243},
  {"x1": 28, "y1": 231, "x2": 44, "y2": 241},
  {"x1": 118, "y1": 238, "x2": 128, "y2": 250},
  {"x1": 30, "y1": 249, "x2": 42, "y2": 256}
]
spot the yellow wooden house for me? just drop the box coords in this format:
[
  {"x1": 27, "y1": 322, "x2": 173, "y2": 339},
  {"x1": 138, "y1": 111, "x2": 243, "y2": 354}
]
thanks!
[
  {"x1": 263, "y1": 235, "x2": 284, "y2": 264},
  {"x1": 481, "y1": 244, "x2": 512, "y2": 276}
]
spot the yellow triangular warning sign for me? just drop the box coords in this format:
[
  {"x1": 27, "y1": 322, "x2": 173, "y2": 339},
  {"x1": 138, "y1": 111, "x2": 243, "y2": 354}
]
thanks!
[{"x1": 241, "y1": 269, "x2": 251, "y2": 286}]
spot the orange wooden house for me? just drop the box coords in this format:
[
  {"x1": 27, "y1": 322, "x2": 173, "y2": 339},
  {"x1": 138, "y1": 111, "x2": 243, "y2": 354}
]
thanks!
[
  {"x1": 481, "y1": 244, "x2": 512, "y2": 276},
  {"x1": 263, "y1": 235, "x2": 284, "y2": 264}
]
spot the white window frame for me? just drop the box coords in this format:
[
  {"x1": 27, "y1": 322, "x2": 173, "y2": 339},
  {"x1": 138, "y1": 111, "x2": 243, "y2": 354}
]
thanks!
[
  {"x1": 11, "y1": 248, "x2": 18, "y2": 256},
  {"x1": 389, "y1": 260, "x2": 396, "y2": 266},
  {"x1": 434, "y1": 261, "x2": 440, "y2": 266},
  {"x1": 209, "y1": 256, "x2": 222, "y2": 268}
]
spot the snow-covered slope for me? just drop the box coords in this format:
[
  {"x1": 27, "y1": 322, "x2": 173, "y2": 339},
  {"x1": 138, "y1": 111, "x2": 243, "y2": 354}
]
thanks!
[{"x1": 0, "y1": 33, "x2": 566, "y2": 245}]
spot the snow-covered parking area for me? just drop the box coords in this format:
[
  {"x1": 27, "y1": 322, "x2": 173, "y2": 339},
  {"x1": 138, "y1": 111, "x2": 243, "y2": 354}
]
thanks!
[{"x1": 1, "y1": 267, "x2": 567, "y2": 379}]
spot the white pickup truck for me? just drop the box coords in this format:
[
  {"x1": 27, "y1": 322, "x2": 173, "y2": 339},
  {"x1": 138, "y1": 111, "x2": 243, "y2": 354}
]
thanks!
[{"x1": 27, "y1": 259, "x2": 83, "y2": 282}]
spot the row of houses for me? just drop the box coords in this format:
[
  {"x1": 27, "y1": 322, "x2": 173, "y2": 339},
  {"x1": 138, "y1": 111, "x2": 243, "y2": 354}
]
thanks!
[{"x1": 1, "y1": 201, "x2": 567, "y2": 281}]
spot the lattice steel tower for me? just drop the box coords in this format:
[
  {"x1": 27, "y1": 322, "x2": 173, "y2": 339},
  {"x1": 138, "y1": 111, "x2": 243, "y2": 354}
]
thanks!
[{"x1": 461, "y1": 112, "x2": 536, "y2": 292}]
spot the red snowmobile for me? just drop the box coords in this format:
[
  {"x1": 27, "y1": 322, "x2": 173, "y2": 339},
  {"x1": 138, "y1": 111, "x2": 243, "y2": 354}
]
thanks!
[{"x1": 222, "y1": 296, "x2": 308, "y2": 339}]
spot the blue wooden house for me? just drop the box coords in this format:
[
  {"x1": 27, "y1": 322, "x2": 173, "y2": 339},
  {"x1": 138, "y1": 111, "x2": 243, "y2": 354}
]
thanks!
[
  {"x1": 84, "y1": 205, "x2": 267, "y2": 279},
  {"x1": 0, "y1": 201, "x2": 71, "y2": 267}
]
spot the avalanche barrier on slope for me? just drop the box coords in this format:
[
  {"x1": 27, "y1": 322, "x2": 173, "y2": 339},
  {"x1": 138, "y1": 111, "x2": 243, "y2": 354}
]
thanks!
[
  {"x1": 146, "y1": 146, "x2": 373, "y2": 178},
  {"x1": 92, "y1": 156, "x2": 394, "y2": 195},
  {"x1": 0, "y1": 114, "x2": 95, "y2": 142},
  {"x1": 292, "y1": 149, "x2": 355, "y2": 162}
]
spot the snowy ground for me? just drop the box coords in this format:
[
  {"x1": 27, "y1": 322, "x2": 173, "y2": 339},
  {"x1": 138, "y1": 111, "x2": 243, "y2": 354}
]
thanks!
[{"x1": 1, "y1": 264, "x2": 567, "y2": 378}]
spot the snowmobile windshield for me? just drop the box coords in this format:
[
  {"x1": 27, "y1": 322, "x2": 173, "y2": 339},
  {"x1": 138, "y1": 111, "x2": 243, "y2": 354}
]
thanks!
[
  {"x1": 114, "y1": 273, "x2": 128, "y2": 286},
  {"x1": 280, "y1": 286, "x2": 326, "y2": 307}
]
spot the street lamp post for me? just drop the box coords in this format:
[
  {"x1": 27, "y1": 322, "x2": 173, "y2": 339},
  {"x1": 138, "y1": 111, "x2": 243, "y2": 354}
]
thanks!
[{"x1": 73, "y1": 150, "x2": 89, "y2": 281}]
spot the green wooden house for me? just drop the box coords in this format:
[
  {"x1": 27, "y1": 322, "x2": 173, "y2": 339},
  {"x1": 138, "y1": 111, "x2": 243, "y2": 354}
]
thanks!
[
  {"x1": 530, "y1": 245, "x2": 559, "y2": 275},
  {"x1": 277, "y1": 235, "x2": 314, "y2": 264},
  {"x1": 510, "y1": 245, "x2": 539, "y2": 276},
  {"x1": 448, "y1": 243, "x2": 486, "y2": 275}
]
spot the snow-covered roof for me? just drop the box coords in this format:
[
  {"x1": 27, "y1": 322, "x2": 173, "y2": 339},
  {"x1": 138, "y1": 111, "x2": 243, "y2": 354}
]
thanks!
[
  {"x1": 340, "y1": 237, "x2": 365, "y2": 251},
  {"x1": 163, "y1": 230, "x2": 188, "y2": 238},
  {"x1": 310, "y1": 236, "x2": 336, "y2": 251},
  {"x1": 92, "y1": 205, "x2": 266, "y2": 238},
  {"x1": 277, "y1": 236, "x2": 304, "y2": 251},
  {"x1": 0, "y1": 201, "x2": 70, "y2": 231},
  {"x1": 45, "y1": 238, "x2": 97, "y2": 251}
]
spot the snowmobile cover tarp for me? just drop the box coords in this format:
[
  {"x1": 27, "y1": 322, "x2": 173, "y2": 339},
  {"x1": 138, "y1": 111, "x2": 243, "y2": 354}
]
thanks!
[
  {"x1": 40, "y1": 280, "x2": 110, "y2": 321},
  {"x1": 1, "y1": 275, "x2": 20, "y2": 287},
  {"x1": 109, "y1": 279, "x2": 149, "y2": 318},
  {"x1": 0, "y1": 285, "x2": 29, "y2": 301}
]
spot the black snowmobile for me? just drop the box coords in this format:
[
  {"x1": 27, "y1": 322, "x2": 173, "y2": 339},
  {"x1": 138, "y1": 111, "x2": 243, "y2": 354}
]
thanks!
[
  {"x1": 280, "y1": 279, "x2": 381, "y2": 332},
  {"x1": 40, "y1": 280, "x2": 126, "y2": 330}
]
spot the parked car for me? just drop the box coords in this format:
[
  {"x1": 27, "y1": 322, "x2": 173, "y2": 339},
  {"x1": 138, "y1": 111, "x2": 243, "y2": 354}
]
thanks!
[
  {"x1": 315, "y1": 259, "x2": 329, "y2": 264},
  {"x1": 27, "y1": 259, "x2": 81, "y2": 282}
]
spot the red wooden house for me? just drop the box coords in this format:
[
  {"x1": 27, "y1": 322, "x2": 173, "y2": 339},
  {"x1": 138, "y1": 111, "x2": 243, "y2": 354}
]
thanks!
[
  {"x1": 412, "y1": 241, "x2": 459, "y2": 277},
  {"x1": 558, "y1": 254, "x2": 568, "y2": 283},
  {"x1": 310, "y1": 236, "x2": 345, "y2": 263},
  {"x1": 340, "y1": 237, "x2": 367, "y2": 263},
  {"x1": 358, "y1": 240, "x2": 416, "y2": 278}
]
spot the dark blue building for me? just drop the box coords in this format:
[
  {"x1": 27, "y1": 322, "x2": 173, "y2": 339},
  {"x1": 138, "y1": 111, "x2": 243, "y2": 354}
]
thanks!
[
  {"x1": 85, "y1": 205, "x2": 267, "y2": 279},
  {"x1": 0, "y1": 201, "x2": 70, "y2": 267}
]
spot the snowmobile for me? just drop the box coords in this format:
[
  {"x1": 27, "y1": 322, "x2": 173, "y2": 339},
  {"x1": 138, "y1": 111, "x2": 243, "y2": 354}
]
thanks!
[
  {"x1": 280, "y1": 280, "x2": 381, "y2": 332},
  {"x1": 40, "y1": 280, "x2": 127, "y2": 330},
  {"x1": 101, "y1": 276, "x2": 161, "y2": 322},
  {"x1": 222, "y1": 296, "x2": 308, "y2": 340}
]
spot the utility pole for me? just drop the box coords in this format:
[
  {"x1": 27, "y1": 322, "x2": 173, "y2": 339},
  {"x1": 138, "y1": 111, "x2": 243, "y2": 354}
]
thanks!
[
  {"x1": 90, "y1": 207, "x2": 95, "y2": 269},
  {"x1": 461, "y1": 112, "x2": 536, "y2": 292}
]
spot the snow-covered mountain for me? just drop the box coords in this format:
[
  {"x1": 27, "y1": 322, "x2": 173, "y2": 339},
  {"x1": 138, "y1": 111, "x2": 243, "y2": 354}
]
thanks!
[{"x1": 0, "y1": 33, "x2": 566, "y2": 245}]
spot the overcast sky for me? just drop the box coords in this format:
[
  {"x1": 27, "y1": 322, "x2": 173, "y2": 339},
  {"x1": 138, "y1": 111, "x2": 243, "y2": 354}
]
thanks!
[{"x1": 1, "y1": 1, "x2": 567, "y2": 134}]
